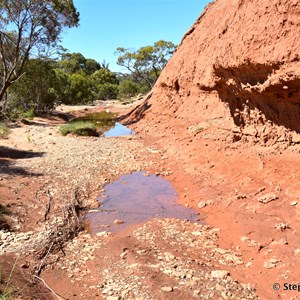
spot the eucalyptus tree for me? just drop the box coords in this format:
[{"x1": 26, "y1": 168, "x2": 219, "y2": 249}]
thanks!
[
  {"x1": 0, "y1": 0, "x2": 79, "y2": 112},
  {"x1": 116, "y1": 40, "x2": 177, "y2": 89}
]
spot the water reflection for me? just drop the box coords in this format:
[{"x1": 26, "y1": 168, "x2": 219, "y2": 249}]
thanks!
[{"x1": 85, "y1": 171, "x2": 198, "y2": 233}]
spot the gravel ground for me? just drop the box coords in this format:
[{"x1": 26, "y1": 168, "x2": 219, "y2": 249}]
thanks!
[{"x1": 0, "y1": 110, "x2": 260, "y2": 299}]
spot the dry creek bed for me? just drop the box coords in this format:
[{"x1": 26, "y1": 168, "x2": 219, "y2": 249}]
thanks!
[{"x1": 0, "y1": 115, "x2": 260, "y2": 299}]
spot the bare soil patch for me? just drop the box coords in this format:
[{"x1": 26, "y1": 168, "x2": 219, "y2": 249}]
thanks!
[{"x1": 0, "y1": 101, "x2": 288, "y2": 299}]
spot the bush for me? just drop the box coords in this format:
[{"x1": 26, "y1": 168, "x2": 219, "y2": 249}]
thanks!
[
  {"x1": 117, "y1": 79, "x2": 140, "y2": 99},
  {"x1": 0, "y1": 123, "x2": 10, "y2": 138},
  {"x1": 8, "y1": 59, "x2": 60, "y2": 113},
  {"x1": 58, "y1": 121, "x2": 98, "y2": 136},
  {"x1": 67, "y1": 73, "x2": 94, "y2": 104},
  {"x1": 96, "y1": 83, "x2": 119, "y2": 100}
]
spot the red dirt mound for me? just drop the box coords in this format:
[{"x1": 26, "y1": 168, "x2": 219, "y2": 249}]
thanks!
[
  {"x1": 128, "y1": 0, "x2": 300, "y2": 145},
  {"x1": 123, "y1": 1, "x2": 300, "y2": 299}
]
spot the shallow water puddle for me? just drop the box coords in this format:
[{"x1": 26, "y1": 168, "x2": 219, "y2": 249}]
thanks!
[
  {"x1": 74, "y1": 112, "x2": 135, "y2": 137},
  {"x1": 74, "y1": 111, "x2": 117, "y2": 129},
  {"x1": 85, "y1": 171, "x2": 198, "y2": 233},
  {"x1": 104, "y1": 122, "x2": 135, "y2": 137}
]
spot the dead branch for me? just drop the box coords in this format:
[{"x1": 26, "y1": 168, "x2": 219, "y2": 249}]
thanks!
[{"x1": 33, "y1": 275, "x2": 67, "y2": 300}]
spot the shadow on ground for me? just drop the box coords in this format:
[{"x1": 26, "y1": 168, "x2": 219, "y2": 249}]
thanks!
[
  {"x1": 0, "y1": 147, "x2": 44, "y2": 176},
  {"x1": 117, "y1": 95, "x2": 152, "y2": 125},
  {"x1": 0, "y1": 159, "x2": 43, "y2": 176},
  {"x1": 0, "y1": 146, "x2": 45, "y2": 159},
  {"x1": 0, "y1": 204, "x2": 11, "y2": 230}
]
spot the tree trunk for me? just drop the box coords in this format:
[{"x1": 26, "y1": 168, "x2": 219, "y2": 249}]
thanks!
[{"x1": 0, "y1": 82, "x2": 10, "y2": 113}]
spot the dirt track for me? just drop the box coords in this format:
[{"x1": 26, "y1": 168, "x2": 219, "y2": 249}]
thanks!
[{"x1": 0, "y1": 103, "x2": 298, "y2": 299}]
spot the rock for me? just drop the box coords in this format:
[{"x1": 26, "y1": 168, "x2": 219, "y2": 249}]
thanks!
[
  {"x1": 290, "y1": 201, "x2": 298, "y2": 206},
  {"x1": 264, "y1": 258, "x2": 279, "y2": 269},
  {"x1": 264, "y1": 261, "x2": 276, "y2": 269},
  {"x1": 0, "y1": 233, "x2": 8, "y2": 240},
  {"x1": 96, "y1": 231, "x2": 109, "y2": 237},
  {"x1": 192, "y1": 231, "x2": 203, "y2": 236},
  {"x1": 269, "y1": 258, "x2": 280, "y2": 264},
  {"x1": 275, "y1": 223, "x2": 290, "y2": 231},
  {"x1": 165, "y1": 252, "x2": 175, "y2": 260},
  {"x1": 259, "y1": 193, "x2": 278, "y2": 204},
  {"x1": 198, "y1": 201, "x2": 207, "y2": 209},
  {"x1": 106, "y1": 296, "x2": 120, "y2": 300},
  {"x1": 161, "y1": 286, "x2": 173, "y2": 292},
  {"x1": 211, "y1": 270, "x2": 229, "y2": 279},
  {"x1": 114, "y1": 219, "x2": 124, "y2": 225},
  {"x1": 295, "y1": 249, "x2": 300, "y2": 255},
  {"x1": 270, "y1": 238, "x2": 288, "y2": 246}
]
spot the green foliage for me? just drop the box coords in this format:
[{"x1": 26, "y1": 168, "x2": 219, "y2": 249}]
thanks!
[
  {"x1": 1, "y1": 36, "x2": 177, "y2": 113},
  {"x1": 0, "y1": 123, "x2": 10, "y2": 138},
  {"x1": 67, "y1": 73, "x2": 93, "y2": 104},
  {"x1": 0, "y1": 0, "x2": 79, "y2": 111},
  {"x1": 8, "y1": 59, "x2": 61, "y2": 113},
  {"x1": 96, "y1": 84, "x2": 119, "y2": 100},
  {"x1": 19, "y1": 109, "x2": 35, "y2": 120},
  {"x1": 116, "y1": 40, "x2": 177, "y2": 89},
  {"x1": 90, "y1": 69, "x2": 119, "y2": 100},
  {"x1": 58, "y1": 121, "x2": 97, "y2": 136},
  {"x1": 118, "y1": 79, "x2": 140, "y2": 99},
  {"x1": 91, "y1": 69, "x2": 118, "y2": 85},
  {"x1": 59, "y1": 53, "x2": 100, "y2": 75}
]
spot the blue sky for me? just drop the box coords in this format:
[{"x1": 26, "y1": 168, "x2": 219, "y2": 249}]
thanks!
[{"x1": 61, "y1": 0, "x2": 210, "y2": 72}]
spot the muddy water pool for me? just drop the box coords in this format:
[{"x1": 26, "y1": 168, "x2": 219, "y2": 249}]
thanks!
[{"x1": 85, "y1": 171, "x2": 198, "y2": 233}]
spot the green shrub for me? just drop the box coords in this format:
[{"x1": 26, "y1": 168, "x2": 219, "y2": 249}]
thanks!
[
  {"x1": 117, "y1": 79, "x2": 140, "y2": 99},
  {"x1": 58, "y1": 121, "x2": 98, "y2": 136},
  {"x1": 8, "y1": 59, "x2": 60, "y2": 114},
  {"x1": 0, "y1": 124, "x2": 10, "y2": 138},
  {"x1": 19, "y1": 108, "x2": 35, "y2": 119},
  {"x1": 96, "y1": 83, "x2": 119, "y2": 100}
]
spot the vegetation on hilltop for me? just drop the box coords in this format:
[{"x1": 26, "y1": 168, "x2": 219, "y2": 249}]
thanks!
[{"x1": 0, "y1": 1, "x2": 176, "y2": 118}]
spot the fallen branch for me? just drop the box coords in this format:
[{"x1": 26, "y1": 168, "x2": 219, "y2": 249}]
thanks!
[
  {"x1": 33, "y1": 275, "x2": 67, "y2": 300},
  {"x1": 35, "y1": 241, "x2": 54, "y2": 276}
]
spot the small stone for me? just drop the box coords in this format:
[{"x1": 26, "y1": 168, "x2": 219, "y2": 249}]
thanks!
[
  {"x1": 211, "y1": 270, "x2": 229, "y2": 279},
  {"x1": 264, "y1": 261, "x2": 276, "y2": 269},
  {"x1": 275, "y1": 223, "x2": 289, "y2": 231},
  {"x1": 295, "y1": 248, "x2": 300, "y2": 255},
  {"x1": 192, "y1": 231, "x2": 202, "y2": 236},
  {"x1": 114, "y1": 219, "x2": 124, "y2": 225},
  {"x1": 128, "y1": 263, "x2": 139, "y2": 269},
  {"x1": 102, "y1": 288, "x2": 111, "y2": 294},
  {"x1": 21, "y1": 262, "x2": 30, "y2": 268},
  {"x1": 290, "y1": 201, "x2": 298, "y2": 206},
  {"x1": 263, "y1": 259, "x2": 279, "y2": 269},
  {"x1": 259, "y1": 193, "x2": 278, "y2": 204},
  {"x1": 96, "y1": 231, "x2": 108, "y2": 237},
  {"x1": 1, "y1": 233, "x2": 8, "y2": 240},
  {"x1": 165, "y1": 252, "x2": 175, "y2": 260},
  {"x1": 269, "y1": 258, "x2": 280, "y2": 264},
  {"x1": 121, "y1": 290, "x2": 130, "y2": 298},
  {"x1": 216, "y1": 284, "x2": 224, "y2": 291},
  {"x1": 198, "y1": 201, "x2": 207, "y2": 209},
  {"x1": 106, "y1": 296, "x2": 120, "y2": 300},
  {"x1": 161, "y1": 286, "x2": 173, "y2": 292}
]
